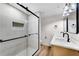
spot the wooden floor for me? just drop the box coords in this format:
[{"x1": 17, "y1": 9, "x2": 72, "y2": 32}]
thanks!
[
  {"x1": 35, "y1": 45, "x2": 79, "y2": 56},
  {"x1": 35, "y1": 45, "x2": 53, "y2": 56}
]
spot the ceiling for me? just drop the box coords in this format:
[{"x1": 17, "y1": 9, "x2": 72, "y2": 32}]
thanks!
[{"x1": 22, "y1": 3, "x2": 65, "y2": 18}]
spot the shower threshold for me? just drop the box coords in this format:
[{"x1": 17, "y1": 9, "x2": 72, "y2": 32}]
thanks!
[{"x1": 16, "y1": 47, "x2": 38, "y2": 56}]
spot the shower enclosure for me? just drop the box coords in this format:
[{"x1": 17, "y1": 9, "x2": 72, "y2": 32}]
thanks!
[{"x1": 0, "y1": 3, "x2": 40, "y2": 56}]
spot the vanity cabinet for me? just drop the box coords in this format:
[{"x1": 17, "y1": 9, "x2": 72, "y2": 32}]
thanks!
[
  {"x1": 64, "y1": 3, "x2": 79, "y2": 34},
  {"x1": 51, "y1": 45, "x2": 79, "y2": 56}
]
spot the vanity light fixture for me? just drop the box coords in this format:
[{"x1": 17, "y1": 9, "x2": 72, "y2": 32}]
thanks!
[
  {"x1": 63, "y1": 3, "x2": 76, "y2": 17},
  {"x1": 70, "y1": 3, "x2": 76, "y2": 11},
  {"x1": 63, "y1": 10, "x2": 69, "y2": 16},
  {"x1": 63, "y1": 3, "x2": 70, "y2": 16},
  {"x1": 68, "y1": 3, "x2": 76, "y2": 13}
]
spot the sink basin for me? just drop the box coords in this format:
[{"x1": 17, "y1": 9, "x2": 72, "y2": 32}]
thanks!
[
  {"x1": 54, "y1": 37, "x2": 75, "y2": 45},
  {"x1": 55, "y1": 37, "x2": 67, "y2": 42}
]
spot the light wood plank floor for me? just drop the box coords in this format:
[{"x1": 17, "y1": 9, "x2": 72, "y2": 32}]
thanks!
[{"x1": 35, "y1": 45, "x2": 53, "y2": 56}]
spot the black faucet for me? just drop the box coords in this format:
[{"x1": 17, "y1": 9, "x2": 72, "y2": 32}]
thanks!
[{"x1": 63, "y1": 32, "x2": 70, "y2": 42}]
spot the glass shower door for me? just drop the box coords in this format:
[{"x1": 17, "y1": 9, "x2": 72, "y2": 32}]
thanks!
[{"x1": 27, "y1": 14, "x2": 39, "y2": 56}]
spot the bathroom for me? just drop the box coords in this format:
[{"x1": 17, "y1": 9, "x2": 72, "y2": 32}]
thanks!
[{"x1": 0, "y1": 3, "x2": 79, "y2": 56}]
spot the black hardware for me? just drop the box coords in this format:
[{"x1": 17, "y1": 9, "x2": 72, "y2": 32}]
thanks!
[
  {"x1": 17, "y1": 3, "x2": 39, "y2": 18},
  {"x1": 76, "y1": 3, "x2": 79, "y2": 34},
  {"x1": 0, "y1": 33, "x2": 38, "y2": 43},
  {"x1": 63, "y1": 32, "x2": 70, "y2": 42},
  {"x1": 0, "y1": 35, "x2": 28, "y2": 43},
  {"x1": 66, "y1": 17, "x2": 68, "y2": 32},
  {"x1": 28, "y1": 33, "x2": 38, "y2": 36}
]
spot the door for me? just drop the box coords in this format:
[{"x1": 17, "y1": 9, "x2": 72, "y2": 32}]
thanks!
[{"x1": 28, "y1": 14, "x2": 39, "y2": 56}]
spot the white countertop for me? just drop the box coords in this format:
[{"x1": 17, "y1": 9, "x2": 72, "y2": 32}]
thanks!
[{"x1": 50, "y1": 36, "x2": 79, "y2": 51}]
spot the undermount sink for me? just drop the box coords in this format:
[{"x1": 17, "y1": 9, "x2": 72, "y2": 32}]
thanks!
[
  {"x1": 58, "y1": 36, "x2": 79, "y2": 44},
  {"x1": 55, "y1": 37, "x2": 75, "y2": 45},
  {"x1": 55, "y1": 37, "x2": 67, "y2": 42}
]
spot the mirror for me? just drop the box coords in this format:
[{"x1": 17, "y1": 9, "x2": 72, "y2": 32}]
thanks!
[
  {"x1": 67, "y1": 12, "x2": 76, "y2": 34},
  {"x1": 63, "y1": 3, "x2": 79, "y2": 34}
]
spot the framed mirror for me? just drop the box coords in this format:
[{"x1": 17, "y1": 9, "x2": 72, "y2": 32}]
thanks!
[{"x1": 63, "y1": 3, "x2": 79, "y2": 34}]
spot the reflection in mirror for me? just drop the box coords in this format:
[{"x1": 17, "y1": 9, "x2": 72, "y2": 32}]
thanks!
[{"x1": 63, "y1": 3, "x2": 78, "y2": 34}]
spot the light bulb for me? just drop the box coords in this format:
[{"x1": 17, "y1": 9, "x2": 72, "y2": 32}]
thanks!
[
  {"x1": 63, "y1": 11, "x2": 69, "y2": 16},
  {"x1": 66, "y1": 13, "x2": 69, "y2": 16},
  {"x1": 64, "y1": 13, "x2": 69, "y2": 16}
]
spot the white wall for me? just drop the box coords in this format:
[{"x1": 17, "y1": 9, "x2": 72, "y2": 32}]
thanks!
[
  {"x1": 0, "y1": 3, "x2": 28, "y2": 56},
  {"x1": 41, "y1": 15, "x2": 63, "y2": 44},
  {"x1": 41, "y1": 13, "x2": 79, "y2": 46}
]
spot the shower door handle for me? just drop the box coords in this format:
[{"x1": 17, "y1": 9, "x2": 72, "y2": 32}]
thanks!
[
  {"x1": 28, "y1": 33, "x2": 38, "y2": 36},
  {"x1": 0, "y1": 35, "x2": 28, "y2": 43}
]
